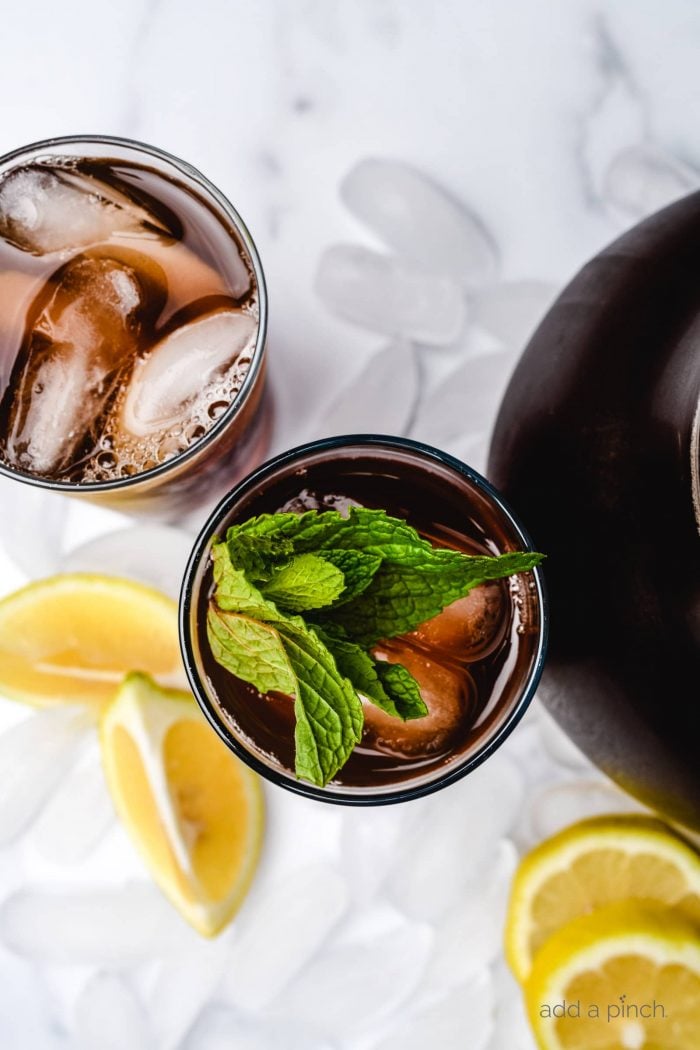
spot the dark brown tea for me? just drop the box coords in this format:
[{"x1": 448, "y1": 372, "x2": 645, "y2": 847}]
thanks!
[
  {"x1": 0, "y1": 139, "x2": 268, "y2": 515},
  {"x1": 183, "y1": 440, "x2": 545, "y2": 801}
]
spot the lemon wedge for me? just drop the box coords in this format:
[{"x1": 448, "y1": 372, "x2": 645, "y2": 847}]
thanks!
[
  {"x1": 505, "y1": 814, "x2": 700, "y2": 981},
  {"x1": 100, "y1": 672, "x2": 264, "y2": 936},
  {"x1": 0, "y1": 573, "x2": 184, "y2": 707},
  {"x1": 525, "y1": 903, "x2": 700, "y2": 1050}
]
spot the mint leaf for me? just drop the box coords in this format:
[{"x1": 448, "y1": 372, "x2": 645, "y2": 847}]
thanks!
[
  {"x1": 320, "y1": 549, "x2": 383, "y2": 605},
  {"x1": 210, "y1": 509, "x2": 544, "y2": 786},
  {"x1": 206, "y1": 605, "x2": 296, "y2": 695},
  {"x1": 226, "y1": 533, "x2": 294, "y2": 581},
  {"x1": 375, "y1": 662, "x2": 428, "y2": 720},
  {"x1": 208, "y1": 549, "x2": 363, "y2": 787},
  {"x1": 311, "y1": 624, "x2": 427, "y2": 721},
  {"x1": 311, "y1": 623, "x2": 397, "y2": 712},
  {"x1": 261, "y1": 553, "x2": 346, "y2": 612},
  {"x1": 211, "y1": 543, "x2": 283, "y2": 622},
  {"x1": 324, "y1": 550, "x2": 543, "y2": 646},
  {"x1": 227, "y1": 507, "x2": 431, "y2": 559},
  {"x1": 274, "y1": 621, "x2": 363, "y2": 787}
]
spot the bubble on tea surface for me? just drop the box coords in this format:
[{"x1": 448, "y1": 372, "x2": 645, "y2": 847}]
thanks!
[
  {"x1": 408, "y1": 581, "x2": 507, "y2": 660},
  {"x1": 315, "y1": 244, "x2": 466, "y2": 345},
  {"x1": 363, "y1": 642, "x2": 474, "y2": 758},
  {"x1": 1, "y1": 256, "x2": 144, "y2": 476},
  {"x1": 274, "y1": 922, "x2": 433, "y2": 1039},
  {"x1": 0, "y1": 882, "x2": 184, "y2": 965},
  {"x1": 0, "y1": 708, "x2": 89, "y2": 846},
  {"x1": 375, "y1": 970, "x2": 495, "y2": 1050},
  {"x1": 0, "y1": 163, "x2": 170, "y2": 256},
  {"x1": 73, "y1": 973, "x2": 151, "y2": 1050},
  {"x1": 219, "y1": 864, "x2": 348, "y2": 1012},
  {"x1": 61, "y1": 524, "x2": 196, "y2": 598},
  {"x1": 341, "y1": 158, "x2": 498, "y2": 288},
  {"x1": 603, "y1": 144, "x2": 699, "y2": 218}
]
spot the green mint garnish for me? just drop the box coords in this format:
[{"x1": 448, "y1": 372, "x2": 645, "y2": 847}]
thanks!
[
  {"x1": 207, "y1": 608, "x2": 296, "y2": 695},
  {"x1": 207, "y1": 508, "x2": 544, "y2": 788},
  {"x1": 311, "y1": 623, "x2": 428, "y2": 721},
  {"x1": 260, "y1": 553, "x2": 346, "y2": 612}
]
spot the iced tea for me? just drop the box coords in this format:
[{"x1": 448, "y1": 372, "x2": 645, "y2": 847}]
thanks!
[{"x1": 0, "y1": 136, "x2": 268, "y2": 516}]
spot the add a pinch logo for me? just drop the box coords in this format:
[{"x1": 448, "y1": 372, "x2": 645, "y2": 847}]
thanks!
[{"x1": 539, "y1": 994, "x2": 667, "y2": 1023}]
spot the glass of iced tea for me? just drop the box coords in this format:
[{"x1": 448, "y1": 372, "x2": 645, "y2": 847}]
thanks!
[
  {"x1": 180, "y1": 436, "x2": 547, "y2": 805},
  {"x1": 0, "y1": 135, "x2": 269, "y2": 518}
]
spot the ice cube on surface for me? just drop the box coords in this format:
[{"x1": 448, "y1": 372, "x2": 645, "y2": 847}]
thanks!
[
  {"x1": 60, "y1": 523, "x2": 196, "y2": 599},
  {"x1": 410, "y1": 346, "x2": 519, "y2": 450},
  {"x1": 472, "y1": 281, "x2": 558, "y2": 348},
  {"x1": 73, "y1": 973, "x2": 151, "y2": 1050},
  {"x1": 0, "y1": 708, "x2": 88, "y2": 846},
  {"x1": 603, "y1": 144, "x2": 699, "y2": 218},
  {"x1": 273, "y1": 922, "x2": 433, "y2": 1039},
  {"x1": 528, "y1": 778, "x2": 643, "y2": 842},
  {"x1": 32, "y1": 745, "x2": 114, "y2": 865},
  {"x1": 220, "y1": 864, "x2": 348, "y2": 1012},
  {"x1": 385, "y1": 753, "x2": 523, "y2": 921},
  {"x1": 0, "y1": 945, "x2": 66, "y2": 1050},
  {"x1": 183, "y1": 1006, "x2": 336, "y2": 1050},
  {"x1": 0, "y1": 163, "x2": 169, "y2": 255},
  {"x1": 424, "y1": 839, "x2": 517, "y2": 990},
  {"x1": 0, "y1": 882, "x2": 184, "y2": 965},
  {"x1": 341, "y1": 804, "x2": 408, "y2": 904},
  {"x1": 341, "y1": 158, "x2": 498, "y2": 288},
  {"x1": 376, "y1": 969, "x2": 495, "y2": 1050},
  {"x1": 315, "y1": 245, "x2": 466, "y2": 345},
  {"x1": 149, "y1": 934, "x2": 230, "y2": 1050},
  {"x1": 311, "y1": 338, "x2": 419, "y2": 439},
  {"x1": 488, "y1": 963, "x2": 538, "y2": 1050},
  {"x1": 1, "y1": 256, "x2": 144, "y2": 475},
  {"x1": 119, "y1": 309, "x2": 256, "y2": 438},
  {"x1": 0, "y1": 477, "x2": 68, "y2": 579}
]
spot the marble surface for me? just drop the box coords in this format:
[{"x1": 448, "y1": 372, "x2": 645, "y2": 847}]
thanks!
[{"x1": 0, "y1": 2, "x2": 697, "y2": 1048}]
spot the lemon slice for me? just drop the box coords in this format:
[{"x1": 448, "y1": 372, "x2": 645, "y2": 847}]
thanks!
[
  {"x1": 100, "y1": 672, "x2": 263, "y2": 936},
  {"x1": 525, "y1": 903, "x2": 700, "y2": 1050},
  {"x1": 506, "y1": 815, "x2": 700, "y2": 981},
  {"x1": 0, "y1": 574, "x2": 184, "y2": 707}
]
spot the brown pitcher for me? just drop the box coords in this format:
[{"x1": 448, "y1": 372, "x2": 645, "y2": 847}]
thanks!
[{"x1": 489, "y1": 193, "x2": 700, "y2": 832}]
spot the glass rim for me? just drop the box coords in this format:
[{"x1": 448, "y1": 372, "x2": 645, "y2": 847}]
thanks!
[
  {"x1": 179, "y1": 433, "x2": 549, "y2": 806},
  {"x1": 0, "y1": 132, "x2": 268, "y2": 493}
]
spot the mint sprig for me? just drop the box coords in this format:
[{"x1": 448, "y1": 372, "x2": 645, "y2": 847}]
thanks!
[{"x1": 207, "y1": 508, "x2": 544, "y2": 787}]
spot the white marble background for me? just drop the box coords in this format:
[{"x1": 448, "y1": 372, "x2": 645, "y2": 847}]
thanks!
[{"x1": 0, "y1": 2, "x2": 697, "y2": 1048}]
